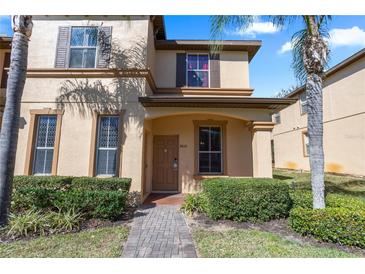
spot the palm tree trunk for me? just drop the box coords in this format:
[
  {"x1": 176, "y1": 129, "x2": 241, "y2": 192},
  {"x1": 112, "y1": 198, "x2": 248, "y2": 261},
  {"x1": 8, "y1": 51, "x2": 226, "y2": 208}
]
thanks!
[
  {"x1": 0, "y1": 16, "x2": 32, "y2": 226},
  {"x1": 306, "y1": 73, "x2": 325, "y2": 209},
  {"x1": 303, "y1": 16, "x2": 327, "y2": 209}
]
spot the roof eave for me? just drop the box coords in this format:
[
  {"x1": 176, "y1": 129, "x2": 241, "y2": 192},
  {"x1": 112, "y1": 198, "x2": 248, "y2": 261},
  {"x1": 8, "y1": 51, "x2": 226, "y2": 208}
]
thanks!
[
  {"x1": 155, "y1": 40, "x2": 262, "y2": 61},
  {"x1": 139, "y1": 96, "x2": 295, "y2": 111}
]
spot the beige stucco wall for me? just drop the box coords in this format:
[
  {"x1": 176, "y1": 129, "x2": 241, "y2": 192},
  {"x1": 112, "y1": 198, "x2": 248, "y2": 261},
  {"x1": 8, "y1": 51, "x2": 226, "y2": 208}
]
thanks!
[
  {"x1": 147, "y1": 113, "x2": 253, "y2": 193},
  {"x1": 154, "y1": 50, "x2": 250, "y2": 89},
  {"x1": 273, "y1": 56, "x2": 365, "y2": 176},
  {"x1": 220, "y1": 51, "x2": 249, "y2": 88},
  {"x1": 252, "y1": 129, "x2": 273, "y2": 178},
  {"x1": 15, "y1": 75, "x2": 148, "y2": 193}
]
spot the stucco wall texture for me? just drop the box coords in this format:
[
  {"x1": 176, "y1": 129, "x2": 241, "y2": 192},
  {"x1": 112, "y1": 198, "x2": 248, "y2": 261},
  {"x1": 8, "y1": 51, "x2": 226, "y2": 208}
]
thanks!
[{"x1": 273, "y1": 57, "x2": 365, "y2": 176}]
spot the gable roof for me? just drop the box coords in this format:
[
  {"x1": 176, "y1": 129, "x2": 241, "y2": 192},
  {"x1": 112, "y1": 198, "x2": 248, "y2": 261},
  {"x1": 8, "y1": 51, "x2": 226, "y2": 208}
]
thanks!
[{"x1": 286, "y1": 47, "x2": 365, "y2": 98}]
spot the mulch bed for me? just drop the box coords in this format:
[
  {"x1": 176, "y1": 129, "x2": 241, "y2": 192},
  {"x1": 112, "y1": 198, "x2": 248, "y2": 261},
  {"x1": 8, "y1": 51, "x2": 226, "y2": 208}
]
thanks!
[{"x1": 185, "y1": 211, "x2": 365, "y2": 257}]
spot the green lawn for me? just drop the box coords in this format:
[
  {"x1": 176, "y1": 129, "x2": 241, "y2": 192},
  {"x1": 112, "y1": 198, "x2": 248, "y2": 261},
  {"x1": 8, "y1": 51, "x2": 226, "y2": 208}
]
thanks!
[
  {"x1": 273, "y1": 169, "x2": 365, "y2": 198},
  {"x1": 0, "y1": 225, "x2": 129, "y2": 258},
  {"x1": 193, "y1": 229, "x2": 361, "y2": 258}
]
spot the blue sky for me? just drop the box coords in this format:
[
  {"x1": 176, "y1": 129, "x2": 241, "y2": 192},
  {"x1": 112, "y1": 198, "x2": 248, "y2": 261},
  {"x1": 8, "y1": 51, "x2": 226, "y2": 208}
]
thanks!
[{"x1": 1, "y1": 15, "x2": 365, "y2": 97}]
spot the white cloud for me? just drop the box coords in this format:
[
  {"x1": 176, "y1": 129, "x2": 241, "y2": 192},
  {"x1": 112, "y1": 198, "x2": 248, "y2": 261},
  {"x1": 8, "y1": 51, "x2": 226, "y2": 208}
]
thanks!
[
  {"x1": 278, "y1": 41, "x2": 293, "y2": 54},
  {"x1": 277, "y1": 26, "x2": 365, "y2": 54},
  {"x1": 228, "y1": 19, "x2": 280, "y2": 37},
  {"x1": 329, "y1": 26, "x2": 365, "y2": 47}
]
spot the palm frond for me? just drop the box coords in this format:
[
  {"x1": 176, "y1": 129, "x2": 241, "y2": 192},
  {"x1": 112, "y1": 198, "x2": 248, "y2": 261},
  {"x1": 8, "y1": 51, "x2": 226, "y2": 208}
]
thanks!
[
  {"x1": 269, "y1": 15, "x2": 300, "y2": 29},
  {"x1": 209, "y1": 16, "x2": 254, "y2": 53},
  {"x1": 291, "y1": 16, "x2": 331, "y2": 83}
]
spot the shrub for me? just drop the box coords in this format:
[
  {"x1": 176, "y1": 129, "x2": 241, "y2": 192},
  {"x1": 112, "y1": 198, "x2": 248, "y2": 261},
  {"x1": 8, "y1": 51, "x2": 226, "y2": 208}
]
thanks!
[
  {"x1": 290, "y1": 190, "x2": 365, "y2": 210},
  {"x1": 53, "y1": 190, "x2": 128, "y2": 220},
  {"x1": 11, "y1": 187, "x2": 56, "y2": 212},
  {"x1": 11, "y1": 176, "x2": 131, "y2": 220},
  {"x1": 71, "y1": 177, "x2": 131, "y2": 192},
  {"x1": 12, "y1": 176, "x2": 73, "y2": 190},
  {"x1": 181, "y1": 193, "x2": 208, "y2": 215},
  {"x1": 202, "y1": 178, "x2": 292, "y2": 222},
  {"x1": 7, "y1": 209, "x2": 82, "y2": 237},
  {"x1": 289, "y1": 207, "x2": 365, "y2": 248}
]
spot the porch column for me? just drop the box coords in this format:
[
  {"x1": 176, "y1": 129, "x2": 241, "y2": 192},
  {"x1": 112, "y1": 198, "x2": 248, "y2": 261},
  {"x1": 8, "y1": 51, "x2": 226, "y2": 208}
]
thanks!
[{"x1": 251, "y1": 122, "x2": 275, "y2": 178}]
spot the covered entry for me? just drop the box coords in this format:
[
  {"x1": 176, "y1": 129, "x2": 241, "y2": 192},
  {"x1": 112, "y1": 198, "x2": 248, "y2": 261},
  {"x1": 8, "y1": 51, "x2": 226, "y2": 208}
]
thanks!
[{"x1": 139, "y1": 96, "x2": 294, "y2": 197}]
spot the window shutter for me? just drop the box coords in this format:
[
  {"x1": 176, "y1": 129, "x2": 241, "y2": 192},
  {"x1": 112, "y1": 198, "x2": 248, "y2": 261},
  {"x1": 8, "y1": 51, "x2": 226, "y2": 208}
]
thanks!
[
  {"x1": 176, "y1": 53, "x2": 186, "y2": 87},
  {"x1": 209, "y1": 53, "x2": 220, "y2": 88},
  {"x1": 97, "y1": 26, "x2": 112, "y2": 68},
  {"x1": 54, "y1": 26, "x2": 70, "y2": 68}
]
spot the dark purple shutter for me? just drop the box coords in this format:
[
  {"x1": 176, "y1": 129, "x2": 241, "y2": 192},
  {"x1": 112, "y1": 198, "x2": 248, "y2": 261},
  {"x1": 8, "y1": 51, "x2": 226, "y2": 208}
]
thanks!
[
  {"x1": 97, "y1": 26, "x2": 112, "y2": 68},
  {"x1": 1, "y1": 52, "x2": 11, "y2": 88},
  {"x1": 176, "y1": 53, "x2": 186, "y2": 87},
  {"x1": 209, "y1": 53, "x2": 220, "y2": 88},
  {"x1": 55, "y1": 26, "x2": 70, "y2": 68}
]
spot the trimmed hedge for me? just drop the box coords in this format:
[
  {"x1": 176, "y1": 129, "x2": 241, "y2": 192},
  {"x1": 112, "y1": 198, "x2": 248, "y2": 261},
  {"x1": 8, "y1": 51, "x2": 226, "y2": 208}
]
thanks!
[
  {"x1": 13, "y1": 187, "x2": 128, "y2": 220},
  {"x1": 290, "y1": 190, "x2": 365, "y2": 211},
  {"x1": 12, "y1": 176, "x2": 73, "y2": 190},
  {"x1": 71, "y1": 177, "x2": 131, "y2": 192},
  {"x1": 202, "y1": 178, "x2": 292, "y2": 222},
  {"x1": 13, "y1": 176, "x2": 131, "y2": 192},
  {"x1": 11, "y1": 175, "x2": 131, "y2": 220},
  {"x1": 290, "y1": 207, "x2": 365, "y2": 248},
  {"x1": 53, "y1": 190, "x2": 128, "y2": 219}
]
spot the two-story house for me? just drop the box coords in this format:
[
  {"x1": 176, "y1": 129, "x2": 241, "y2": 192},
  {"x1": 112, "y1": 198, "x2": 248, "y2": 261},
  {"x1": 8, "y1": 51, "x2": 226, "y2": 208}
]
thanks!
[
  {"x1": 7, "y1": 16, "x2": 294, "y2": 198},
  {"x1": 0, "y1": 36, "x2": 11, "y2": 127},
  {"x1": 272, "y1": 48, "x2": 365, "y2": 176}
]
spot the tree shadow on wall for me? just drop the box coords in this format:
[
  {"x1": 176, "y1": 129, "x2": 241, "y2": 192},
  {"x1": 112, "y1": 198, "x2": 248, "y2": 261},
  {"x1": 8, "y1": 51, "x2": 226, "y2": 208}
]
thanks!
[{"x1": 55, "y1": 39, "x2": 148, "y2": 135}]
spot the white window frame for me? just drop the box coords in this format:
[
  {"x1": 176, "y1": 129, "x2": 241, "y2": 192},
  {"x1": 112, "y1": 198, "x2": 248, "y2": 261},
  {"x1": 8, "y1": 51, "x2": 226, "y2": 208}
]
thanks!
[
  {"x1": 303, "y1": 131, "x2": 309, "y2": 157},
  {"x1": 300, "y1": 92, "x2": 308, "y2": 115},
  {"x1": 186, "y1": 53, "x2": 210, "y2": 88},
  {"x1": 273, "y1": 112, "x2": 281, "y2": 124},
  {"x1": 32, "y1": 115, "x2": 57, "y2": 175},
  {"x1": 69, "y1": 26, "x2": 98, "y2": 68},
  {"x1": 198, "y1": 125, "x2": 223, "y2": 174},
  {"x1": 96, "y1": 115, "x2": 119, "y2": 177}
]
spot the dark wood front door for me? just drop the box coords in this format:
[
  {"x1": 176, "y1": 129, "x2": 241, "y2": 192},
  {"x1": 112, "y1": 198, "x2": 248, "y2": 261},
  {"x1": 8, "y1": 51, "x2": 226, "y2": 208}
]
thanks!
[{"x1": 152, "y1": 135, "x2": 179, "y2": 192}]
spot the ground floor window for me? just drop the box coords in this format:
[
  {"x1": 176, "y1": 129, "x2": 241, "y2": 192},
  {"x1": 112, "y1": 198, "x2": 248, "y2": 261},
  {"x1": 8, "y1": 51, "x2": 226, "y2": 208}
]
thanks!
[
  {"x1": 96, "y1": 116, "x2": 120, "y2": 176},
  {"x1": 198, "y1": 126, "x2": 222, "y2": 173},
  {"x1": 302, "y1": 131, "x2": 309, "y2": 157},
  {"x1": 33, "y1": 115, "x2": 57, "y2": 175}
]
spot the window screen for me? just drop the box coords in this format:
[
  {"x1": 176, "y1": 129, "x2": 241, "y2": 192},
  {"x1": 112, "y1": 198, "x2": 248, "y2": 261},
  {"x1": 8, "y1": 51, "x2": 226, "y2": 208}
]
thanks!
[
  {"x1": 33, "y1": 116, "x2": 57, "y2": 175},
  {"x1": 198, "y1": 126, "x2": 222, "y2": 173},
  {"x1": 96, "y1": 116, "x2": 119, "y2": 176}
]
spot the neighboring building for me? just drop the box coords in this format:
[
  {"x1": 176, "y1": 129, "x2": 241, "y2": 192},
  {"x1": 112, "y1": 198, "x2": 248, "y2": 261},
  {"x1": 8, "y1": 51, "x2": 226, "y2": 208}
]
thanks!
[
  {"x1": 272, "y1": 48, "x2": 365, "y2": 176},
  {"x1": 12, "y1": 16, "x2": 293, "y2": 198},
  {"x1": 0, "y1": 36, "x2": 11, "y2": 127}
]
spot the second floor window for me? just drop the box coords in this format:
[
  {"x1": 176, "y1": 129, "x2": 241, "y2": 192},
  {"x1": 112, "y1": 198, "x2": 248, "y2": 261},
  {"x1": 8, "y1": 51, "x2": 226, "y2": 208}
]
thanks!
[
  {"x1": 273, "y1": 112, "x2": 281, "y2": 124},
  {"x1": 69, "y1": 27, "x2": 98, "y2": 68},
  {"x1": 300, "y1": 92, "x2": 308, "y2": 114},
  {"x1": 187, "y1": 54, "x2": 209, "y2": 87}
]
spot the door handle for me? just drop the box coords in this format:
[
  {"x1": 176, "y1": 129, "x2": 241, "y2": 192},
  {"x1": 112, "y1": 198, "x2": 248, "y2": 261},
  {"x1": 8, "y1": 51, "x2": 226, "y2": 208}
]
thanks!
[{"x1": 172, "y1": 158, "x2": 178, "y2": 169}]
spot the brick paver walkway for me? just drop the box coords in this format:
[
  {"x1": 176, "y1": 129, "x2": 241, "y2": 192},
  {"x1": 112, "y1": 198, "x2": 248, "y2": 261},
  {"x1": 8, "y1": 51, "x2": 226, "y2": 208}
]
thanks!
[{"x1": 122, "y1": 205, "x2": 197, "y2": 258}]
